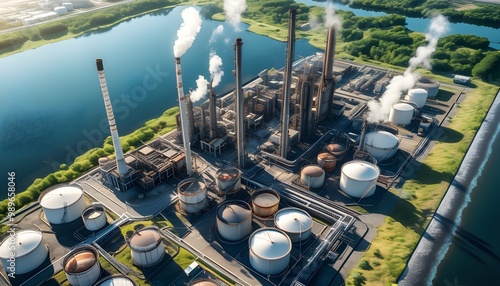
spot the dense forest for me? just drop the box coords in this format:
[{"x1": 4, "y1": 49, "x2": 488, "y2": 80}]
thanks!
[{"x1": 345, "y1": 0, "x2": 500, "y2": 28}]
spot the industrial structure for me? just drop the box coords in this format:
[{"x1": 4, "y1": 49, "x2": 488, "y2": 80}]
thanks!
[
  {"x1": 129, "y1": 227, "x2": 165, "y2": 268},
  {"x1": 39, "y1": 184, "x2": 87, "y2": 225},
  {"x1": 62, "y1": 245, "x2": 101, "y2": 286},
  {"x1": 0, "y1": 229, "x2": 48, "y2": 275}
]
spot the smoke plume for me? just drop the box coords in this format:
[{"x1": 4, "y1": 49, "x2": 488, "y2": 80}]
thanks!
[
  {"x1": 209, "y1": 24, "x2": 224, "y2": 44},
  {"x1": 224, "y1": 0, "x2": 247, "y2": 31},
  {"x1": 325, "y1": 1, "x2": 342, "y2": 30},
  {"x1": 367, "y1": 14, "x2": 449, "y2": 123},
  {"x1": 209, "y1": 52, "x2": 224, "y2": 87},
  {"x1": 190, "y1": 75, "x2": 209, "y2": 103},
  {"x1": 173, "y1": 7, "x2": 202, "y2": 58}
]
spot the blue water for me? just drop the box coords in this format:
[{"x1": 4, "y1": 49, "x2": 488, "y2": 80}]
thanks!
[
  {"x1": 296, "y1": 0, "x2": 500, "y2": 49},
  {"x1": 0, "y1": 7, "x2": 320, "y2": 194}
]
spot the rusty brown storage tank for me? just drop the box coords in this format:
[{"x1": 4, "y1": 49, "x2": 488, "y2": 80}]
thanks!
[
  {"x1": 251, "y1": 188, "x2": 280, "y2": 217},
  {"x1": 178, "y1": 178, "x2": 208, "y2": 214},
  {"x1": 217, "y1": 200, "x2": 252, "y2": 241},
  {"x1": 216, "y1": 167, "x2": 242, "y2": 194},
  {"x1": 325, "y1": 143, "x2": 347, "y2": 161},
  {"x1": 300, "y1": 165, "x2": 325, "y2": 188},
  {"x1": 317, "y1": 152, "x2": 337, "y2": 172},
  {"x1": 63, "y1": 245, "x2": 101, "y2": 286},
  {"x1": 129, "y1": 227, "x2": 164, "y2": 267}
]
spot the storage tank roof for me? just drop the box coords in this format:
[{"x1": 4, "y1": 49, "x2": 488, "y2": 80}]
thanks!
[
  {"x1": 0, "y1": 230, "x2": 43, "y2": 258},
  {"x1": 275, "y1": 208, "x2": 312, "y2": 233},
  {"x1": 218, "y1": 202, "x2": 251, "y2": 223},
  {"x1": 190, "y1": 280, "x2": 219, "y2": 286},
  {"x1": 40, "y1": 186, "x2": 83, "y2": 209},
  {"x1": 253, "y1": 192, "x2": 279, "y2": 207},
  {"x1": 393, "y1": 103, "x2": 414, "y2": 111},
  {"x1": 326, "y1": 143, "x2": 346, "y2": 153},
  {"x1": 97, "y1": 276, "x2": 135, "y2": 286},
  {"x1": 217, "y1": 168, "x2": 240, "y2": 181},
  {"x1": 409, "y1": 88, "x2": 428, "y2": 95},
  {"x1": 250, "y1": 228, "x2": 291, "y2": 259},
  {"x1": 130, "y1": 229, "x2": 162, "y2": 250},
  {"x1": 179, "y1": 180, "x2": 205, "y2": 195},
  {"x1": 342, "y1": 161, "x2": 379, "y2": 181},
  {"x1": 365, "y1": 131, "x2": 398, "y2": 149},
  {"x1": 302, "y1": 165, "x2": 324, "y2": 177},
  {"x1": 64, "y1": 250, "x2": 97, "y2": 273}
]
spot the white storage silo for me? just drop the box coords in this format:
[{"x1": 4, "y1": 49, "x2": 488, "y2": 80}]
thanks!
[
  {"x1": 129, "y1": 227, "x2": 164, "y2": 268},
  {"x1": 62, "y1": 3, "x2": 74, "y2": 11},
  {"x1": 274, "y1": 208, "x2": 312, "y2": 243},
  {"x1": 300, "y1": 165, "x2": 325, "y2": 188},
  {"x1": 0, "y1": 230, "x2": 48, "y2": 275},
  {"x1": 340, "y1": 160, "x2": 380, "y2": 198},
  {"x1": 63, "y1": 245, "x2": 101, "y2": 286},
  {"x1": 363, "y1": 131, "x2": 399, "y2": 162},
  {"x1": 54, "y1": 6, "x2": 68, "y2": 15},
  {"x1": 249, "y1": 228, "x2": 291, "y2": 275},
  {"x1": 40, "y1": 185, "x2": 87, "y2": 224},
  {"x1": 178, "y1": 179, "x2": 207, "y2": 214},
  {"x1": 216, "y1": 200, "x2": 252, "y2": 241},
  {"x1": 96, "y1": 275, "x2": 136, "y2": 286},
  {"x1": 389, "y1": 103, "x2": 414, "y2": 125},
  {"x1": 252, "y1": 189, "x2": 280, "y2": 217},
  {"x1": 82, "y1": 203, "x2": 107, "y2": 231},
  {"x1": 405, "y1": 88, "x2": 428, "y2": 108},
  {"x1": 317, "y1": 152, "x2": 337, "y2": 172},
  {"x1": 215, "y1": 168, "x2": 241, "y2": 194}
]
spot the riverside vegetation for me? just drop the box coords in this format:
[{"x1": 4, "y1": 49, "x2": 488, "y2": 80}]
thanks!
[{"x1": 1, "y1": 1, "x2": 500, "y2": 285}]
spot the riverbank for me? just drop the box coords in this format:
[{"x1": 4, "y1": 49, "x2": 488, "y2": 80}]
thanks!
[
  {"x1": 398, "y1": 87, "x2": 500, "y2": 285},
  {"x1": 344, "y1": 81, "x2": 498, "y2": 285}
]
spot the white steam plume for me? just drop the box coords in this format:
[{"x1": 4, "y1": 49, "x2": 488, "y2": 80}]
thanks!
[
  {"x1": 173, "y1": 7, "x2": 202, "y2": 58},
  {"x1": 325, "y1": 1, "x2": 342, "y2": 30},
  {"x1": 209, "y1": 24, "x2": 224, "y2": 44},
  {"x1": 367, "y1": 14, "x2": 449, "y2": 123},
  {"x1": 224, "y1": 0, "x2": 247, "y2": 31},
  {"x1": 190, "y1": 75, "x2": 209, "y2": 103},
  {"x1": 209, "y1": 53, "x2": 224, "y2": 87}
]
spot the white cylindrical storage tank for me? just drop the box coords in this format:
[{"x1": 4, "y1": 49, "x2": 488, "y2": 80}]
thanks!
[
  {"x1": 178, "y1": 179, "x2": 207, "y2": 214},
  {"x1": 317, "y1": 152, "x2": 337, "y2": 172},
  {"x1": 54, "y1": 6, "x2": 67, "y2": 14},
  {"x1": 325, "y1": 143, "x2": 347, "y2": 161},
  {"x1": 40, "y1": 185, "x2": 87, "y2": 224},
  {"x1": 340, "y1": 160, "x2": 380, "y2": 198},
  {"x1": 0, "y1": 230, "x2": 47, "y2": 275},
  {"x1": 249, "y1": 228, "x2": 291, "y2": 275},
  {"x1": 300, "y1": 165, "x2": 325, "y2": 188},
  {"x1": 415, "y1": 79, "x2": 439, "y2": 99},
  {"x1": 63, "y1": 245, "x2": 101, "y2": 286},
  {"x1": 216, "y1": 200, "x2": 252, "y2": 241},
  {"x1": 251, "y1": 188, "x2": 280, "y2": 217},
  {"x1": 215, "y1": 168, "x2": 241, "y2": 194},
  {"x1": 274, "y1": 208, "x2": 312, "y2": 243},
  {"x1": 82, "y1": 204, "x2": 107, "y2": 231},
  {"x1": 189, "y1": 278, "x2": 222, "y2": 286},
  {"x1": 96, "y1": 275, "x2": 136, "y2": 286},
  {"x1": 129, "y1": 227, "x2": 164, "y2": 268},
  {"x1": 405, "y1": 88, "x2": 428, "y2": 108},
  {"x1": 389, "y1": 103, "x2": 414, "y2": 125},
  {"x1": 62, "y1": 3, "x2": 74, "y2": 11},
  {"x1": 363, "y1": 131, "x2": 399, "y2": 162}
]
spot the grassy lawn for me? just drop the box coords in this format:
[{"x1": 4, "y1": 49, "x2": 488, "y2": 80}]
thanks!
[{"x1": 346, "y1": 80, "x2": 498, "y2": 286}]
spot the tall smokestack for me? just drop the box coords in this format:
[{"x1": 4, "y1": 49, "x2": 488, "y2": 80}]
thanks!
[
  {"x1": 186, "y1": 95, "x2": 195, "y2": 141},
  {"x1": 96, "y1": 59, "x2": 129, "y2": 177},
  {"x1": 317, "y1": 26, "x2": 336, "y2": 122},
  {"x1": 280, "y1": 8, "x2": 296, "y2": 159},
  {"x1": 174, "y1": 57, "x2": 194, "y2": 176},
  {"x1": 209, "y1": 80, "x2": 217, "y2": 139},
  {"x1": 234, "y1": 38, "x2": 245, "y2": 169}
]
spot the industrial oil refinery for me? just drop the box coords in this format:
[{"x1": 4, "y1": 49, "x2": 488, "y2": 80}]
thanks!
[{"x1": 0, "y1": 7, "x2": 466, "y2": 286}]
